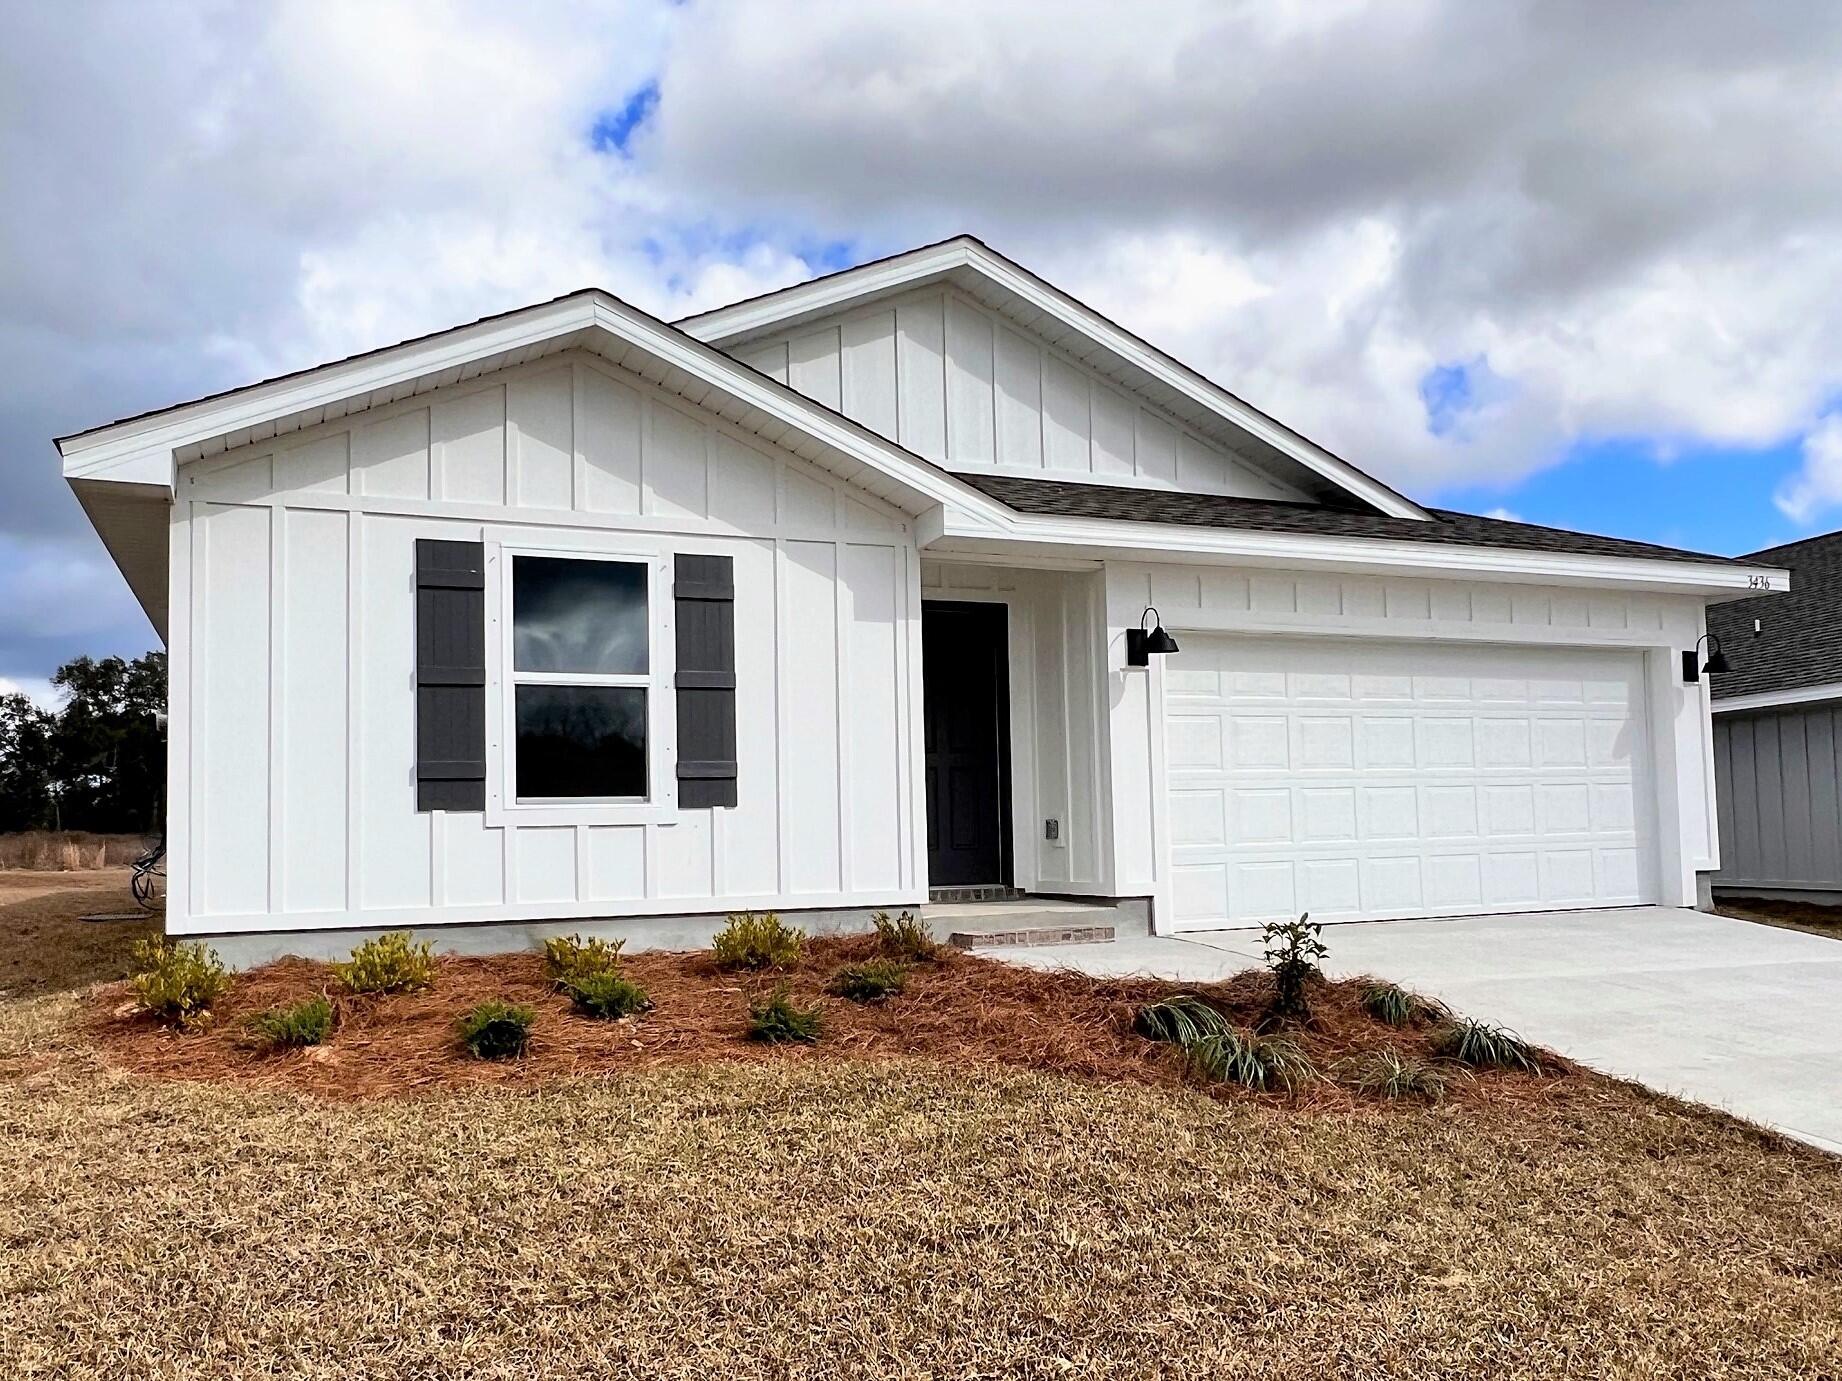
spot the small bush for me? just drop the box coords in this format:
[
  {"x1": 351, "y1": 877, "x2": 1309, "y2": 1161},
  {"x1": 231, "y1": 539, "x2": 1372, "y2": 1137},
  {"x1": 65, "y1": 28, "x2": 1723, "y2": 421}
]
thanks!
[
  {"x1": 829, "y1": 960, "x2": 907, "y2": 1002},
  {"x1": 248, "y1": 995, "x2": 334, "y2": 1049},
  {"x1": 1434, "y1": 1017, "x2": 1543, "y2": 1074},
  {"x1": 1341, "y1": 1049, "x2": 1453, "y2": 1102},
  {"x1": 566, "y1": 971, "x2": 651, "y2": 1021},
  {"x1": 1134, "y1": 994, "x2": 1230, "y2": 1046},
  {"x1": 1188, "y1": 1028, "x2": 1316, "y2": 1092},
  {"x1": 1263, "y1": 913, "x2": 1327, "y2": 1025},
  {"x1": 746, "y1": 986, "x2": 822, "y2": 1044},
  {"x1": 129, "y1": 937, "x2": 229, "y2": 1029},
  {"x1": 544, "y1": 933, "x2": 625, "y2": 988},
  {"x1": 872, "y1": 910, "x2": 940, "y2": 962},
  {"x1": 333, "y1": 931, "x2": 435, "y2": 995},
  {"x1": 712, "y1": 912, "x2": 806, "y2": 970},
  {"x1": 458, "y1": 1000, "x2": 535, "y2": 1060},
  {"x1": 1360, "y1": 981, "x2": 1448, "y2": 1028}
]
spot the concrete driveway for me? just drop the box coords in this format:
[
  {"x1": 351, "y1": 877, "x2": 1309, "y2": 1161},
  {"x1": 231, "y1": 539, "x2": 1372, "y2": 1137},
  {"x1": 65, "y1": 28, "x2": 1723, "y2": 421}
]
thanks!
[{"x1": 999, "y1": 906, "x2": 1842, "y2": 1153}]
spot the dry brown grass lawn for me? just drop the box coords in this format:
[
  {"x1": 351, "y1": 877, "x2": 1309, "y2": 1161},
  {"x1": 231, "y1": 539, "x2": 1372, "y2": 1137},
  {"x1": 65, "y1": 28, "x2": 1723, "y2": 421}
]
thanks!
[
  {"x1": 0, "y1": 830, "x2": 153, "y2": 870},
  {"x1": 3, "y1": 877, "x2": 1840, "y2": 1378}
]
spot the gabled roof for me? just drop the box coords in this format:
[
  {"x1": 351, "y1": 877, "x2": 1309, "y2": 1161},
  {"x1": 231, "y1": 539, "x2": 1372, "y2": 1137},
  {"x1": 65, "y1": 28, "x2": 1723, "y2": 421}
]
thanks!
[
  {"x1": 676, "y1": 234, "x2": 1432, "y2": 522},
  {"x1": 1708, "y1": 529, "x2": 1842, "y2": 700},
  {"x1": 57, "y1": 287, "x2": 1011, "y2": 526},
  {"x1": 56, "y1": 286, "x2": 1018, "y2": 639}
]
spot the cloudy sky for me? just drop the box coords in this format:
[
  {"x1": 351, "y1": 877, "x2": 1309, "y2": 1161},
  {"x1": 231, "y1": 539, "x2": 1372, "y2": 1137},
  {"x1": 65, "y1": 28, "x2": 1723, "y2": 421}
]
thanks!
[{"x1": 5, "y1": 0, "x2": 1842, "y2": 702}]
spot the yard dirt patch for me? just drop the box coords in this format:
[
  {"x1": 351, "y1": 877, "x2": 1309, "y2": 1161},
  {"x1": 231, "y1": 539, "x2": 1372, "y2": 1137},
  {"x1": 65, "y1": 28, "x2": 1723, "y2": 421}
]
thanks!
[
  {"x1": 0, "y1": 866, "x2": 155, "y2": 998},
  {"x1": 4, "y1": 876, "x2": 1841, "y2": 1378},
  {"x1": 1717, "y1": 895, "x2": 1842, "y2": 941}
]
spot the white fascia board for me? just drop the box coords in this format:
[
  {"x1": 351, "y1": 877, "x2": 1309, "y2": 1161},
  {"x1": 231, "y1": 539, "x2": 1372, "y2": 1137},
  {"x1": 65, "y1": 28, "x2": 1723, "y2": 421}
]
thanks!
[
  {"x1": 56, "y1": 289, "x2": 1014, "y2": 530},
  {"x1": 933, "y1": 506, "x2": 1793, "y2": 598},
  {"x1": 679, "y1": 237, "x2": 1433, "y2": 524},
  {"x1": 679, "y1": 240, "x2": 971, "y2": 342},
  {"x1": 1712, "y1": 681, "x2": 1842, "y2": 714},
  {"x1": 58, "y1": 295, "x2": 603, "y2": 488}
]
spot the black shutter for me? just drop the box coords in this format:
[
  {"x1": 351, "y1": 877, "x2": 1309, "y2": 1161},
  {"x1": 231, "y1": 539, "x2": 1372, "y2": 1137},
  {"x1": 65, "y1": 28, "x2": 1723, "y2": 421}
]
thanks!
[
  {"x1": 416, "y1": 539, "x2": 486, "y2": 812},
  {"x1": 675, "y1": 553, "x2": 737, "y2": 808}
]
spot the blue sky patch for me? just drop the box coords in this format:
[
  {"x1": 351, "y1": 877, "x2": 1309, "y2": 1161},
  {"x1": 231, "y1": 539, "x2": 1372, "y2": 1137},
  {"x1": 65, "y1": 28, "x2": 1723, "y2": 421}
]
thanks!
[
  {"x1": 591, "y1": 80, "x2": 660, "y2": 155},
  {"x1": 1434, "y1": 432, "x2": 1816, "y2": 557}
]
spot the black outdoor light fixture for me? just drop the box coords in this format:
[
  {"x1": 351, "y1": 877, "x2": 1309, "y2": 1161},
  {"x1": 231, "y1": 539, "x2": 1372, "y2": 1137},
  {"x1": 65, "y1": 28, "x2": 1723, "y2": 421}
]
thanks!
[
  {"x1": 1127, "y1": 606, "x2": 1179, "y2": 668},
  {"x1": 1682, "y1": 632, "x2": 1732, "y2": 685}
]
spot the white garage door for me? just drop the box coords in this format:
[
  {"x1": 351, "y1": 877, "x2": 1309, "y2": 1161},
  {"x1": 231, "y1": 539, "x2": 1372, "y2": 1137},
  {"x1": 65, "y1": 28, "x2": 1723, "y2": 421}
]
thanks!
[{"x1": 1164, "y1": 636, "x2": 1656, "y2": 929}]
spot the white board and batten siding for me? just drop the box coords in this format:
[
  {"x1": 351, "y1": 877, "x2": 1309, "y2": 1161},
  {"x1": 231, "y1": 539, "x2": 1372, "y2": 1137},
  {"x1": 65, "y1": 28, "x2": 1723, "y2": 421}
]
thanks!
[
  {"x1": 732, "y1": 288, "x2": 1309, "y2": 500},
  {"x1": 169, "y1": 351, "x2": 925, "y2": 936},
  {"x1": 1102, "y1": 563, "x2": 1722, "y2": 923}
]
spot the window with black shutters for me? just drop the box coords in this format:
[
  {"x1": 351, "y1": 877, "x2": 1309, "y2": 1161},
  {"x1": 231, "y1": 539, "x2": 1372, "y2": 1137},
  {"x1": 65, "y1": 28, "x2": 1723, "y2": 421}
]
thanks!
[{"x1": 508, "y1": 554, "x2": 651, "y2": 802}]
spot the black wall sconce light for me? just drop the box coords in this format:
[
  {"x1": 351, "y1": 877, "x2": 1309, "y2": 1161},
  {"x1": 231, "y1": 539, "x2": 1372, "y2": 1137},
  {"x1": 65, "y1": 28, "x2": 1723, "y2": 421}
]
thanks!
[
  {"x1": 1126, "y1": 606, "x2": 1179, "y2": 667},
  {"x1": 1682, "y1": 632, "x2": 1731, "y2": 684}
]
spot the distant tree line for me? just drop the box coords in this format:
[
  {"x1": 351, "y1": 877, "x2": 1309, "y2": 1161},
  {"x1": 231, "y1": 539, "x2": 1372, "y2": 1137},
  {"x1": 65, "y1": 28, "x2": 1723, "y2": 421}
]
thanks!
[{"x1": 0, "y1": 652, "x2": 165, "y2": 835}]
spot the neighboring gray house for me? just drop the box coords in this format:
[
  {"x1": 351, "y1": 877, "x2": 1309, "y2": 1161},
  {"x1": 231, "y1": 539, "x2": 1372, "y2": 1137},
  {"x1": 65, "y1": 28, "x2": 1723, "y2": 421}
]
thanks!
[{"x1": 1709, "y1": 530, "x2": 1842, "y2": 902}]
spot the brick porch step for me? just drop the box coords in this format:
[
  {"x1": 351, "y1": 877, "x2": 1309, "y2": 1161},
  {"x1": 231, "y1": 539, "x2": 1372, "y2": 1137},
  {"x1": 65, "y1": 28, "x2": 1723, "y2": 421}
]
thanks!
[{"x1": 923, "y1": 898, "x2": 1142, "y2": 950}]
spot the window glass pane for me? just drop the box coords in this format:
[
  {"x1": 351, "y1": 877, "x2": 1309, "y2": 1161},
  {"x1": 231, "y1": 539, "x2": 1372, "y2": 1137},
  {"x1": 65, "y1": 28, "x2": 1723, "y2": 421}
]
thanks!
[
  {"x1": 514, "y1": 685, "x2": 647, "y2": 799},
  {"x1": 513, "y1": 556, "x2": 648, "y2": 675}
]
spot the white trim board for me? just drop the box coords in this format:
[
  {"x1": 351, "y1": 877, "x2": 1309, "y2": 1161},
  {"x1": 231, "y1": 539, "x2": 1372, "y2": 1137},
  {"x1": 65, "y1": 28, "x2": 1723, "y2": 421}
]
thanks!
[
  {"x1": 933, "y1": 509, "x2": 1790, "y2": 599},
  {"x1": 1712, "y1": 681, "x2": 1842, "y2": 714}
]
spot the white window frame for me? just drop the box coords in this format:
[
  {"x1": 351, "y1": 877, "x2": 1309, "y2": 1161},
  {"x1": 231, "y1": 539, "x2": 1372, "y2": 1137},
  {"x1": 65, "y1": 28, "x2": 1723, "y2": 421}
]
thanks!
[{"x1": 483, "y1": 533, "x2": 677, "y2": 827}]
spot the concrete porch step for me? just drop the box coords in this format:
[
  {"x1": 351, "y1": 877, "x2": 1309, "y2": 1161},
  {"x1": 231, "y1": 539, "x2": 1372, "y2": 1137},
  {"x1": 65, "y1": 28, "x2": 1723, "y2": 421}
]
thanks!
[{"x1": 923, "y1": 898, "x2": 1149, "y2": 950}]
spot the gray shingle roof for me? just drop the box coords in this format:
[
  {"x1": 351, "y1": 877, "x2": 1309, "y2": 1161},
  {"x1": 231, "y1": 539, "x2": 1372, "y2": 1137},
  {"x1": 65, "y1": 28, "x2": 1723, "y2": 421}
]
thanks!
[
  {"x1": 961, "y1": 474, "x2": 1761, "y2": 569},
  {"x1": 1707, "y1": 529, "x2": 1842, "y2": 699}
]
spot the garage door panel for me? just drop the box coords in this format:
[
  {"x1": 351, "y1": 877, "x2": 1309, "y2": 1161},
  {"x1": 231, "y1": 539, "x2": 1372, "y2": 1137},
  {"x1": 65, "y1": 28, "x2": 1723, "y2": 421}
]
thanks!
[{"x1": 1163, "y1": 635, "x2": 1657, "y2": 929}]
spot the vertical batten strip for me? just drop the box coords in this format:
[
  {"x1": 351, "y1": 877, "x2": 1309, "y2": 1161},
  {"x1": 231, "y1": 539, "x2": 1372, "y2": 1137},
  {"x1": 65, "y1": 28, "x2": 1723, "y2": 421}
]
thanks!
[
  {"x1": 267, "y1": 503, "x2": 286, "y2": 914},
  {"x1": 344, "y1": 512, "x2": 363, "y2": 914},
  {"x1": 833, "y1": 542, "x2": 852, "y2": 893}
]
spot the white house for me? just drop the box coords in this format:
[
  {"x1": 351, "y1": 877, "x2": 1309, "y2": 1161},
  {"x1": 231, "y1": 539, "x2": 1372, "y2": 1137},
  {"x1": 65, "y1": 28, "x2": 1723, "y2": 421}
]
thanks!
[{"x1": 59, "y1": 236, "x2": 1787, "y2": 944}]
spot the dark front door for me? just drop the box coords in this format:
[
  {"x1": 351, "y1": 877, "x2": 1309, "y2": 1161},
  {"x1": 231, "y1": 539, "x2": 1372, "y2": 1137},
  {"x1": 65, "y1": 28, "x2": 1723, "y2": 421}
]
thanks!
[{"x1": 922, "y1": 601, "x2": 1012, "y2": 888}]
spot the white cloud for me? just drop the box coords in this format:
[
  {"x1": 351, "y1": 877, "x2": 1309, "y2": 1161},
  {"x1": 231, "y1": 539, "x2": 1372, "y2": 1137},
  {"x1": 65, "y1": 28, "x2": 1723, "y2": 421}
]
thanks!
[
  {"x1": 1483, "y1": 507, "x2": 1523, "y2": 523},
  {"x1": 1775, "y1": 415, "x2": 1842, "y2": 525},
  {"x1": 645, "y1": 0, "x2": 1842, "y2": 489},
  {"x1": 0, "y1": 677, "x2": 63, "y2": 712}
]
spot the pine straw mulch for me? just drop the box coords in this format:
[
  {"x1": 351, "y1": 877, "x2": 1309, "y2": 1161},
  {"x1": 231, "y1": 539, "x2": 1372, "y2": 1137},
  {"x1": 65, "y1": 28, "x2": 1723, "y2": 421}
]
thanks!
[{"x1": 88, "y1": 932, "x2": 1568, "y2": 1106}]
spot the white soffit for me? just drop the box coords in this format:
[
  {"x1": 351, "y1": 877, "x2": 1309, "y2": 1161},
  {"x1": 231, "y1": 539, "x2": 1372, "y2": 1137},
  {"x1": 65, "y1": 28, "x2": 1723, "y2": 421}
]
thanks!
[{"x1": 676, "y1": 236, "x2": 1433, "y2": 522}]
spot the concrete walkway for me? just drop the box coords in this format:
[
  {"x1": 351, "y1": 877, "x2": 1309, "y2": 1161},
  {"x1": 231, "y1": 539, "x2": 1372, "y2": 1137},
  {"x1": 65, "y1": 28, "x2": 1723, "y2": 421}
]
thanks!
[{"x1": 999, "y1": 906, "x2": 1842, "y2": 1154}]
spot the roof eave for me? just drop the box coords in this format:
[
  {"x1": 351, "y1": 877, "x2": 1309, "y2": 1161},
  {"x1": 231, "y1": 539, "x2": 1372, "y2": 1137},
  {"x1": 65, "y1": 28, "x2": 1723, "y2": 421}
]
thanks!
[
  {"x1": 929, "y1": 507, "x2": 1791, "y2": 599},
  {"x1": 56, "y1": 291, "x2": 1016, "y2": 533}
]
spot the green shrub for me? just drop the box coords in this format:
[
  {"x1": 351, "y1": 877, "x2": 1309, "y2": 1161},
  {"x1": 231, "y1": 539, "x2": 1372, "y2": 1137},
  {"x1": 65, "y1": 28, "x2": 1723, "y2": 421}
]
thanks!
[
  {"x1": 1341, "y1": 1049, "x2": 1452, "y2": 1102},
  {"x1": 1433, "y1": 1017, "x2": 1543, "y2": 1074},
  {"x1": 1263, "y1": 913, "x2": 1327, "y2": 1025},
  {"x1": 129, "y1": 937, "x2": 230, "y2": 1029},
  {"x1": 333, "y1": 931, "x2": 435, "y2": 994},
  {"x1": 458, "y1": 1000, "x2": 535, "y2": 1060},
  {"x1": 1134, "y1": 994, "x2": 1230, "y2": 1046},
  {"x1": 828, "y1": 960, "x2": 907, "y2": 1002},
  {"x1": 1359, "y1": 981, "x2": 1448, "y2": 1028},
  {"x1": 565, "y1": 971, "x2": 651, "y2": 1021},
  {"x1": 712, "y1": 912, "x2": 806, "y2": 970},
  {"x1": 543, "y1": 933, "x2": 625, "y2": 988},
  {"x1": 248, "y1": 995, "x2": 334, "y2": 1049},
  {"x1": 1188, "y1": 1028, "x2": 1316, "y2": 1092},
  {"x1": 746, "y1": 986, "x2": 822, "y2": 1044},
  {"x1": 872, "y1": 909, "x2": 940, "y2": 962}
]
